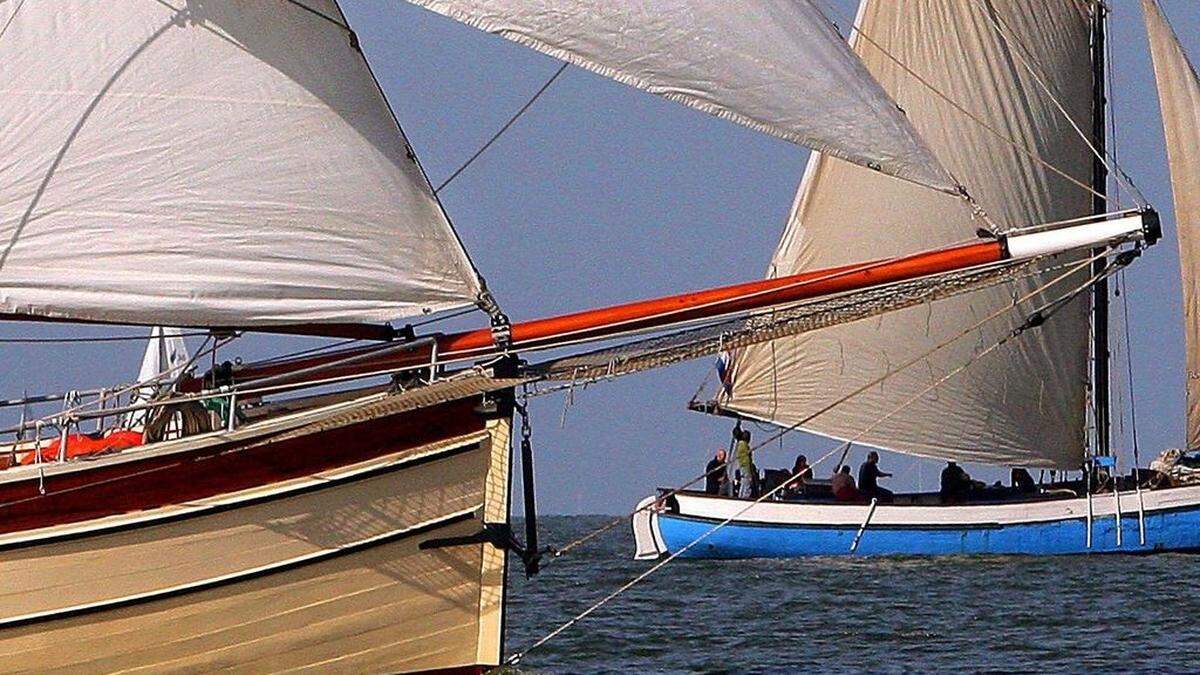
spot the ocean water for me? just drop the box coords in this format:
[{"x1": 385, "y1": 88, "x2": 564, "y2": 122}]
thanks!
[{"x1": 504, "y1": 515, "x2": 1200, "y2": 673}]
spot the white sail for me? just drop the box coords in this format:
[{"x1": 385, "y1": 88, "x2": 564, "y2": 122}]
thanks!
[
  {"x1": 407, "y1": 0, "x2": 957, "y2": 193},
  {"x1": 1143, "y1": 0, "x2": 1200, "y2": 450},
  {"x1": 125, "y1": 326, "x2": 191, "y2": 430},
  {"x1": 721, "y1": 0, "x2": 1095, "y2": 469},
  {"x1": 0, "y1": 1, "x2": 480, "y2": 328}
]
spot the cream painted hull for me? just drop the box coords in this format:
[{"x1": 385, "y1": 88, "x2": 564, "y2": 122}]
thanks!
[{"x1": 0, "y1": 411, "x2": 513, "y2": 673}]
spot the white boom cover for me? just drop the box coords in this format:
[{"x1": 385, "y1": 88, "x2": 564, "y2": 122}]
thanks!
[
  {"x1": 407, "y1": 0, "x2": 957, "y2": 193},
  {"x1": 0, "y1": 1, "x2": 480, "y2": 327},
  {"x1": 721, "y1": 0, "x2": 1094, "y2": 468},
  {"x1": 1144, "y1": 0, "x2": 1200, "y2": 450}
]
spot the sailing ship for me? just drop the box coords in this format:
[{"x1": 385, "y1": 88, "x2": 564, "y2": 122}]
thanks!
[
  {"x1": 633, "y1": 0, "x2": 1200, "y2": 559},
  {"x1": 0, "y1": 0, "x2": 1173, "y2": 671}
]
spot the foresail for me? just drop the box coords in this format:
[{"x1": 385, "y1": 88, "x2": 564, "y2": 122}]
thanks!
[
  {"x1": 721, "y1": 0, "x2": 1095, "y2": 469},
  {"x1": 1143, "y1": 0, "x2": 1200, "y2": 450},
  {"x1": 406, "y1": 0, "x2": 958, "y2": 193},
  {"x1": 0, "y1": 1, "x2": 480, "y2": 328},
  {"x1": 125, "y1": 326, "x2": 191, "y2": 430}
]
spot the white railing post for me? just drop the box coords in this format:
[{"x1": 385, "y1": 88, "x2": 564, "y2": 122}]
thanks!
[
  {"x1": 226, "y1": 392, "x2": 237, "y2": 432},
  {"x1": 32, "y1": 421, "x2": 43, "y2": 466},
  {"x1": 57, "y1": 417, "x2": 70, "y2": 463}
]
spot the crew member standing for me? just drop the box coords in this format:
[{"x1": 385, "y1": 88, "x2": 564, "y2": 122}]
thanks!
[{"x1": 858, "y1": 451, "x2": 894, "y2": 502}]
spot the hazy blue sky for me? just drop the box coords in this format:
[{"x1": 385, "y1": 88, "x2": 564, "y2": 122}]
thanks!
[{"x1": 2, "y1": 1, "x2": 1198, "y2": 515}]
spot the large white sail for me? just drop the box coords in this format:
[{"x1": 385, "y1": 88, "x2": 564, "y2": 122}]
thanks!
[
  {"x1": 1143, "y1": 0, "x2": 1200, "y2": 450},
  {"x1": 721, "y1": 0, "x2": 1095, "y2": 468},
  {"x1": 0, "y1": 1, "x2": 480, "y2": 328},
  {"x1": 407, "y1": 0, "x2": 957, "y2": 193}
]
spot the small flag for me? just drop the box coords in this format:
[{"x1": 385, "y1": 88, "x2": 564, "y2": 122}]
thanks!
[{"x1": 715, "y1": 351, "x2": 735, "y2": 396}]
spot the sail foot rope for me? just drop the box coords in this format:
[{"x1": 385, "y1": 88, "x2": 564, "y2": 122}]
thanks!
[{"x1": 508, "y1": 254, "x2": 1126, "y2": 666}]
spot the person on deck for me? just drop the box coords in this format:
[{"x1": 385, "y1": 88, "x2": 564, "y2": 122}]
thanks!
[
  {"x1": 705, "y1": 449, "x2": 730, "y2": 495},
  {"x1": 734, "y1": 430, "x2": 757, "y2": 498},
  {"x1": 858, "y1": 451, "x2": 894, "y2": 503},
  {"x1": 831, "y1": 465, "x2": 858, "y2": 501},
  {"x1": 940, "y1": 461, "x2": 972, "y2": 503},
  {"x1": 1011, "y1": 467, "x2": 1037, "y2": 494},
  {"x1": 788, "y1": 454, "x2": 813, "y2": 496}
]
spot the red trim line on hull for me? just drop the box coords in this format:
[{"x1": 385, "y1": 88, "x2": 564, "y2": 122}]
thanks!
[{"x1": 0, "y1": 397, "x2": 487, "y2": 536}]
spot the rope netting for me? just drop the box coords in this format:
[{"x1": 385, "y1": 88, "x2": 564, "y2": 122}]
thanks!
[{"x1": 525, "y1": 255, "x2": 1052, "y2": 389}]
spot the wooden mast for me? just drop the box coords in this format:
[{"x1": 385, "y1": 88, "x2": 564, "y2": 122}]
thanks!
[{"x1": 1091, "y1": 1, "x2": 1111, "y2": 457}]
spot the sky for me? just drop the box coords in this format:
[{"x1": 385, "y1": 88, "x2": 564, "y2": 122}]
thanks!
[{"x1": 2, "y1": 0, "x2": 1199, "y2": 516}]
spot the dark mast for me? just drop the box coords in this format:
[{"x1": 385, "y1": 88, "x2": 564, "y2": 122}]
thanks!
[{"x1": 1091, "y1": 1, "x2": 1111, "y2": 457}]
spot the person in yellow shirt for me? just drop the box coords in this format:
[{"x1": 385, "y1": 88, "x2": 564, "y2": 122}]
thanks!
[{"x1": 734, "y1": 429, "x2": 757, "y2": 498}]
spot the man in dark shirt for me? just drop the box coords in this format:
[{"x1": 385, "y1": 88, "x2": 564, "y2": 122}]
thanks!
[
  {"x1": 858, "y1": 451, "x2": 894, "y2": 503},
  {"x1": 940, "y1": 461, "x2": 971, "y2": 503},
  {"x1": 705, "y1": 448, "x2": 730, "y2": 495}
]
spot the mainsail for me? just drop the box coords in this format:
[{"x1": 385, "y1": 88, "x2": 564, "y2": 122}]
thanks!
[
  {"x1": 406, "y1": 0, "x2": 958, "y2": 193},
  {"x1": 1143, "y1": 0, "x2": 1200, "y2": 450},
  {"x1": 0, "y1": 1, "x2": 480, "y2": 328},
  {"x1": 719, "y1": 0, "x2": 1096, "y2": 468}
]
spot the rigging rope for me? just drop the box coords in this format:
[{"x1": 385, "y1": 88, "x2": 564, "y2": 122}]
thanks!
[
  {"x1": 1119, "y1": 270, "x2": 1143, "y2": 467},
  {"x1": 845, "y1": 23, "x2": 1107, "y2": 213},
  {"x1": 435, "y1": 62, "x2": 569, "y2": 194},
  {"x1": 510, "y1": 256, "x2": 1123, "y2": 666},
  {"x1": 964, "y1": 0, "x2": 1148, "y2": 207},
  {"x1": 545, "y1": 249, "x2": 1107, "y2": 560}
]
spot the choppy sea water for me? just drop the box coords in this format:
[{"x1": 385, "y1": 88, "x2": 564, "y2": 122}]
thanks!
[{"x1": 504, "y1": 515, "x2": 1200, "y2": 673}]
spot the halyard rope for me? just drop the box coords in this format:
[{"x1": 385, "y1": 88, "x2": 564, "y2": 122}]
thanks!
[{"x1": 506, "y1": 256, "x2": 1126, "y2": 666}]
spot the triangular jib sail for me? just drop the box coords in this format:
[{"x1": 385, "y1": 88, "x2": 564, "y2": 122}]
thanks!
[
  {"x1": 0, "y1": 0, "x2": 480, "y2": 329},
  {"x1": 1143, "y1": 0, "x2": 1200, "y2": 451},
  {"x1": 719, "y1": 0, "x2": 1097, "y2": 469},
  {"x1": 407, "y1": 0, "x2": 959, "y2": 193}
]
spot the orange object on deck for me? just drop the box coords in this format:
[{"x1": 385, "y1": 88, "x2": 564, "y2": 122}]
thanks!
[{"x1": 20, "y1": 430, "x2": 144, "y2": 466}]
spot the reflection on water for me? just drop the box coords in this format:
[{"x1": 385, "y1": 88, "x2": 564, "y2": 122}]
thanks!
[{"x1": 507, "y1": 516, "x2": 1200, "y2": 673}]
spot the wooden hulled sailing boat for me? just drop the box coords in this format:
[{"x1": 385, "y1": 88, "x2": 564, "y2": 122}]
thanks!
[
  {"x1": 634, "y1": 0, "x2": 1200, "y2": 559},
  {"x1": 0, "y1": 0, "x2": 1167, "y2": 671}
]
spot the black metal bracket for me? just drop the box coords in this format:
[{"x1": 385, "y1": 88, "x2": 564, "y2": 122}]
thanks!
[{"x1": 419, "y1": 522, "x2": 549, "y2": 578}]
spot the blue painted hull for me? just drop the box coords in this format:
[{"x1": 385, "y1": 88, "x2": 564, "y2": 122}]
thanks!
[{"x1": 656, "y1": 503, "x2": 1200, "y2": 557}]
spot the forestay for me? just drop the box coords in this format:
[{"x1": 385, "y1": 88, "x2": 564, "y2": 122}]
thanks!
[
  {"x1": 0, "y1": 0, "x2": 480, "y2": 328},
  {"x1": 1143, "y1": 0, "x2": 1200, "y2": 450},
  {"x1": 720, "y1": 0, "x2": 1095, "y2": 468},
  {"x1": 406, "y1": 0, "x2": 957, "y2": 193}
]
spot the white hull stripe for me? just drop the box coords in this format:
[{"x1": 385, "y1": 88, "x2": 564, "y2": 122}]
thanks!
[
  {"x1": 668, "y1": 485, "x2": 1200, "y2": 528},
  {"x1": 0, "y1": 507, "x2": 480, "y2": 629}
]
